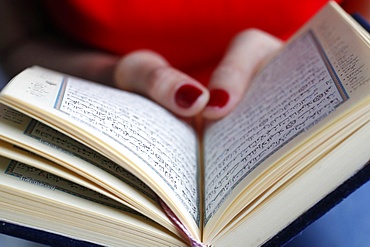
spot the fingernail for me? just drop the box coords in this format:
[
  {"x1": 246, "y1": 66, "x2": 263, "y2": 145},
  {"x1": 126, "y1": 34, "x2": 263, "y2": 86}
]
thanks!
[
  {"x1": 175, "y1": 84, "x2": 203, "y2": 108},
  {"x1": 207, "y1": 89, "x2": 229, "y2": 108}
]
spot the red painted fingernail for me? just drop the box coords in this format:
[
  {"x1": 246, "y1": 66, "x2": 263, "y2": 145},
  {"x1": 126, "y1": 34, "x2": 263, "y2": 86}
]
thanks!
[
  {"x1": 207, "y1": 89, "x2": 229, "y2": 108},
  {"x1": 175, "y1": 84, "x2": 203, "y2": 108}
]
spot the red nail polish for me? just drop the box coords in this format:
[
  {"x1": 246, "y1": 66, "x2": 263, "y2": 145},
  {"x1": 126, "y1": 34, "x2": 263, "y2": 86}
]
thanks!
[
  {"x1": 175, "y1": 84, "x2": 203, "y2": 108},
  {"x1": 207, "y1": 89, "x2": 229, "y2": 108}
]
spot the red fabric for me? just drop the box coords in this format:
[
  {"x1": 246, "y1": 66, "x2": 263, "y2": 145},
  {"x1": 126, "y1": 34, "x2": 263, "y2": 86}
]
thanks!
[{"x1": 43, "y1": 0, "x2": 342, "y2": 84}]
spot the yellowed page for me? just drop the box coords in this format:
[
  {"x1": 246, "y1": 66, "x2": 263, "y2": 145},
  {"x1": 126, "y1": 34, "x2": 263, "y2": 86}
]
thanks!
[
  {"x1": 203, "y1": 1, "x2": 370, "y2": 242},
  {"x1": 0, "y1": 104, "x2": 180, "y2": 235},
  {"x1": 0, "y1": 155, "x2": 187, "y2": 246},
  {"x1": 0, "y1": 67, "x2": 201, "y2": 239},
  {"x1": 0, "y1": 139, "x2": 115, "y2": 197},
  {"x1": 213, "y1": 115, "x2": 370, "y2": 246},
  {"x1": 0, "y1": 139, "x2": 171, "y2": 220}
]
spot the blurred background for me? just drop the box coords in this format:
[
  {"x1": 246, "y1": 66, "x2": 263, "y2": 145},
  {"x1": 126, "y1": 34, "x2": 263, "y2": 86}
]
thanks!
[{"x1": 0, "y1": 68, "x2": 370, "y2": 246}]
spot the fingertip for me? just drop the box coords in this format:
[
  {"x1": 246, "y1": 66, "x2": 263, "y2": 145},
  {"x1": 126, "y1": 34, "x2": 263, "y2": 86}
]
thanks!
[
  {"x1": 204, "y1": 66, "x2": 246, "y2": 119},
  {"x1": 114, "y1": 50, "x2": 210, "y2": 118},
  {"x1": 147, "y1": 67, "x2": 210, "y2": 117},
  {"x1": 175, "y1": 84, "x2": 204, "y2": 108},
  {"x1": 202, "y1": 88, "x2": 243, "y2": 120},
  {"x1": 207, "y1": 89, "x2": 230, "y2": 108},
  {"x1": 172, "y1": 83, "x2": 209, "y2": 117},
  {"x1": 203, "y1": 107, "x2": 228, "y2": 120}
]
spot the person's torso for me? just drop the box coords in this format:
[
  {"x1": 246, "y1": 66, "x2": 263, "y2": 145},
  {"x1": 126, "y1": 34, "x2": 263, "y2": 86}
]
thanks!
[{"x1": 44, "y1": 0, "x2": 337, "y2": 83}]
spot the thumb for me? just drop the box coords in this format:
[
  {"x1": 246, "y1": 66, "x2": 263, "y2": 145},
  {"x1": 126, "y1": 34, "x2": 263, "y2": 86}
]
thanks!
[{"x1": 113, "y1": 50, "x2": 209, "y2": 117}]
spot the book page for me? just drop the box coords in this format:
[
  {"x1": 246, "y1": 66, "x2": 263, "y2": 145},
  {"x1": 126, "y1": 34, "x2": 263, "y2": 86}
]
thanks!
[
  {"x1": 2, "y1": 157, "x2": 138, "y2": 215},
  {"x1": 0, "y1": 109, "x2": 157, "y2": 200},
  {"x1": 0, "y1": 139, "x2": 117, "y2": 199},
  {"x1": 0, "y1": 103, "x2": 190, "y2": 236},
  {"x1": 0, "y1": 68, "x2": 201, "y2": 236},
  {"x1": 203, "y1": 2, "x2": 370, "y2": 231},
  {"x1": 0, "y1": 156, "x2": 186, "y2": 246}
]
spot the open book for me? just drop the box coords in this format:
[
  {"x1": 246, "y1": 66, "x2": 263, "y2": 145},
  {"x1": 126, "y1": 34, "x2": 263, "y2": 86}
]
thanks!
[{"x1": 0, "y1": 2, "x2": 369, "y2": 246}]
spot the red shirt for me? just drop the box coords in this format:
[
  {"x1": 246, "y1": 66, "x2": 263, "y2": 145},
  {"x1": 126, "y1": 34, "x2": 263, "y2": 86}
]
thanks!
[{"x1": 44, "y1": 0, "x2": 341, "y2": 83}]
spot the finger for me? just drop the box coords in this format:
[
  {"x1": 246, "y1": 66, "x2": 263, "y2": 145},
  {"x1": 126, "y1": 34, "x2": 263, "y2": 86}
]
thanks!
[
  {"x1": 203, "y1": 29, "x2": 283, "y2": 120},
  {"x1": 113, "y1": 50, "x2": 209, "y2": 117}
]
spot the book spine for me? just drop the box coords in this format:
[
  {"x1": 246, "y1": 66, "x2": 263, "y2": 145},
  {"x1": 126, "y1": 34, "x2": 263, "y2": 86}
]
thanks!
[{"x1": 158, "y1": 198, "x2": 207, "y2": 247}]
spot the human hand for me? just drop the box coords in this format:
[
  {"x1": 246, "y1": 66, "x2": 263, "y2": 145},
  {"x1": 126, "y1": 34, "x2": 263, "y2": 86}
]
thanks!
[
  {"x1": 113, "y1": 50, "x2": 210, "y2": 118},
  {"x1": 203, "y1": 29, "x2": 283, "y2": 119},
  {"x1": 113, "y1": 29, "x2": 282, "y2": 120}
]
